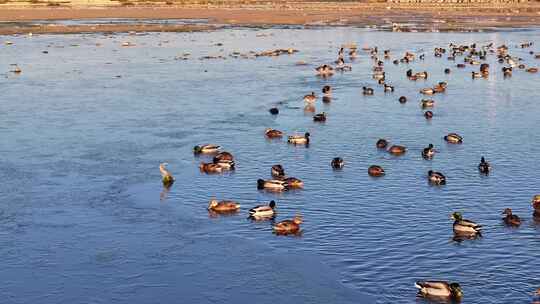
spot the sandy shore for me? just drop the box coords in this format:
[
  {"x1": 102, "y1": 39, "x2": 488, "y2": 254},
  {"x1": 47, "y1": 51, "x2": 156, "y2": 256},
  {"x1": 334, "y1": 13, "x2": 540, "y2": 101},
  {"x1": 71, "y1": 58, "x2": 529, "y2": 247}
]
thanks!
[{"x1": 1, "y1": 3, "x2": 540, "y2": 34}]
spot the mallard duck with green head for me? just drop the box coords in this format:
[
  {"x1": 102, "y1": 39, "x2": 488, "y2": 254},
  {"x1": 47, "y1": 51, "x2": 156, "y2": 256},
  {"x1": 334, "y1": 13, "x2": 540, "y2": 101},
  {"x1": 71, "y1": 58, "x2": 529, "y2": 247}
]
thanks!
[{"x1": 451, "y1": 212, "x2": 482, "y2": 236}]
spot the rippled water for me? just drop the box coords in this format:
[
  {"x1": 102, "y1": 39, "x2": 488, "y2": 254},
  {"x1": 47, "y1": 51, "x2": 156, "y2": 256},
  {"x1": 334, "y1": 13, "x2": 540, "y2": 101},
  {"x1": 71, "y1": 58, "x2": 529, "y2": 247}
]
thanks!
[{"x1": 1, "y1": 27, "x2": 540, "y2": 304}]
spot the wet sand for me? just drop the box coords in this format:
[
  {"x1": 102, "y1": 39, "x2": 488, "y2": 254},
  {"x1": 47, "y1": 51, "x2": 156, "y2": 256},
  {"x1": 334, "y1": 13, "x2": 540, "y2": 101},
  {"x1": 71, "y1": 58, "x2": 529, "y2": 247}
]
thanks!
[{"x1": 1, "y1": 3, "x2": 540, "y2": 34}]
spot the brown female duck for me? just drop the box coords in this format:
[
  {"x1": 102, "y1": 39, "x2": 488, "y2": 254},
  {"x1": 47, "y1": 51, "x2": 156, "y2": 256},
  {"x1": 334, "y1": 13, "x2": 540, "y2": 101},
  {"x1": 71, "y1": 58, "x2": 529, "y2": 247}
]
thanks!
[{"x1": 273, "y1": 215, "x2": 303, "y2": 235}]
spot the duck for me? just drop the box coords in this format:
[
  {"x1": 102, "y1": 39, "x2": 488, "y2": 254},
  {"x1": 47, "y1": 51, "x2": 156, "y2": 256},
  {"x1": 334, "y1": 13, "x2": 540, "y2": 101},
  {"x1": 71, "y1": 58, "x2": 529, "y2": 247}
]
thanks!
[
  {"x1": 424, "y1": 111, "x2": 434, "y2": 119},
  {"x1": 322, "y1": 85, "x2": 332, "y2": 96},
  {"x1": 368, "y1": 165, "x2": 385, "y2": 177},
  {"x1": 428, "y1": 170, "x2": 446, "y2": 185},
  {"x1": 526, "y1": 67, "x2": 539, "y2": 73},
  {"x1": 376, "y1": 139, "x2": 389, "y2": 149},
  {"x1": 200, "y1": 162, "x2": 223, "y2": 173},
  {"x1": 478, "y1": 157, "x2": 490, "y2": 174},
  {"x1": 384, "y1": 84, "x2": 394, "y2": 92},
  {"x1": 472, "y1": 71, "x2": 483, "y2": 79},
  {"x1": 433, "y1": 82, "x2": 447, "y2": 93},
  {"x1": 362, "y1": 87, "x2": 374, "y2": 95},
  {"x1": 398, "y1": 96, "x2": 407, "y2": 104},
  {"x1": 303, "y1": 92, "x2": 316, "y2": 103},
  {"x1": 451, "y1": 212, "x2": 482, "y2": 236},
  {"x1": 534, "y1": 287, "x2": 540, "y2": 297},
  {"x1": 269, "y1": 107, "x2": 279, "y2": 115},
  {"x1": 388, "y1": 145, "x2": 407, "y2": 155},
  {"x1": 502, "y1": 208, "x2": 521, "y2": 226},
  {"x1": 159, "y1": 163, "x2": 175, "y2": 186},
  {"x1": 249, "y1": 200, "x2": 276, "y2": 219},
  {"x1": 208, "y1": 199, "x2": 240, "y2": 213},
  {"x1": 415, "y1": 281, "x2": 463, "y2": 300},
  {"x1": 284, "y1": 177, "x2": 304, "y2": 189},
  {"x1": 444, "y1": 133, "x2": 463, "y2": 144},
  {"x1": 271, "y1": 164, "x2": 285, "y2": 178},
  {"x1": 12, "y1": 66, "x2": 22, "y2": 74},
  {"x1": 215, "y1": 160, "x2": 235, "y2": 170},
  {"x1": 257, "y1": 179, "x2": 288, "y2": 191},
  {"x1": 422, "y1": 144, "x2": 435, "y2": 159},
  {"x1": 213, "y1": 151, "x2": 234, "y2": 163},
  {"x1": 288, "y1": 132, "x2": 310, "y2": 145},
  {"x1": 265, "y1": 128, "x2": 283, "y2": 138},
  {"x1": 313, "y1": 112, "x2": 326, "y2": 122},
  {"x1": 421, "y1": 99, "x2": 435, "y2": 108},
  {"x1": 315, "y1": 64, "x2": 334, "y2": 76},
  {"x1": 532, "y1": 195, "x2": 540, "y2": 217},
  {"x1": 444, "y1": 68, "x2": 451, "y2": 74},
  {"x1": 273, "y1": 215, "x2": 303, "y2": 235},
  {"x1": 349, "y1": 49, "x2": 358, "y2": 59},
  {"x1": 502, "y1": 66, "x2": 513, "y2": 76},
  {"x1": 420, "y1": 88, "x2": 434, "y2": 95},
  {"x1": 194, "y1": 144, "x2": 221, "y2": 154},
  {"x1": 331, "y1": 157, "x2": 344, "y2": 169}
]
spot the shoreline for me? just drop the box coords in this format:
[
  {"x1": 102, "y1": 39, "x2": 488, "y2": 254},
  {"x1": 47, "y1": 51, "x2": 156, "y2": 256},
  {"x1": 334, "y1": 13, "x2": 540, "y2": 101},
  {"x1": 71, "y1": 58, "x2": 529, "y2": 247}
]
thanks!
[{"x1": 1, "y1": 4, "x2": 540, "y2": 34}]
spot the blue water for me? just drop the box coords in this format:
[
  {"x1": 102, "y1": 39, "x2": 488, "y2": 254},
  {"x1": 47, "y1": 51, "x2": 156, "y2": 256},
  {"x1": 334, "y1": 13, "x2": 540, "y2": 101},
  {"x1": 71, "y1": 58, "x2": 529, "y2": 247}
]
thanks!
[{"x1": 1, "y1": 27, "x2": 540, "y2": 303}]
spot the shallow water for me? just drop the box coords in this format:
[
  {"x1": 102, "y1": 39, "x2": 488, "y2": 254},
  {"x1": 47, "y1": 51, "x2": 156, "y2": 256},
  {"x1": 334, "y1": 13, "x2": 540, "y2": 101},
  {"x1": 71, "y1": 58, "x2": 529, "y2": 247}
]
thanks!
[{"x1": 1, "y1": 27, "x2": 540, "y2": 303}]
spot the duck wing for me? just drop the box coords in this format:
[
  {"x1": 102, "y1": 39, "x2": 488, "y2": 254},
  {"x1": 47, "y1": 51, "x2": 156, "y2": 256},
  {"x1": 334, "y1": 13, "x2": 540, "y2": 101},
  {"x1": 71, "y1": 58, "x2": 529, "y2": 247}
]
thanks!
[{"x1": 415, "y1": 281, "x2": 450, "y2": 290}]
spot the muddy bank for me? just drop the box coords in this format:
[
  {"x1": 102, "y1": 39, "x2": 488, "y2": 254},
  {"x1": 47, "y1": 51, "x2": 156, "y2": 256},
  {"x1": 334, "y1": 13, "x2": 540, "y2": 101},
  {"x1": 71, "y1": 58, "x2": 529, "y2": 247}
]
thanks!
[{"x1": 0, "y1": 4, "x2": 540, "y2": 34}]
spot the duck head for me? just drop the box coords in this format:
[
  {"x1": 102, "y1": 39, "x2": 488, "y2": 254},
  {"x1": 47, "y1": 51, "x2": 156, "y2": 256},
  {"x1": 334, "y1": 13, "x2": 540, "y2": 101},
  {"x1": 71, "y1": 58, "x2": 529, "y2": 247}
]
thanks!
[
  {"x1": 449, "y1": 283, "x2": 463, "y2": 299},
  {"x1": 451, "y1": 212, "x2": 463, "y2": 221},
  {"x1": 269, "y1": 200, "x2": 276, "y2": 209},
  {"x1": 193, "y1": 145, "x2": 203, "y2": 153},
  {"x1": 428, "y1": 144, "x2": 434, "y2": 149},
  {"x1": 502, "y1": 208, "x2": 513, "y2": 215},
  {"x1": 481, "y1": 156, "x2": 486, "y2": 163},
  {"x1": 428, "y1": 170, "x2": 434, "y2": 176},
  {"x1": 304, "y1": 132, "x2": 311, "y2": 139}
]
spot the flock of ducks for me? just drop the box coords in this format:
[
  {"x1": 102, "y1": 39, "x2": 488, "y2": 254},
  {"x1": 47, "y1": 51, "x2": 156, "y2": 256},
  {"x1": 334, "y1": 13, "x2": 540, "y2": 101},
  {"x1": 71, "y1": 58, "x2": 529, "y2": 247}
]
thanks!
[{"x1": 156, "y1": 39, "x2": 540, "y2": 302}]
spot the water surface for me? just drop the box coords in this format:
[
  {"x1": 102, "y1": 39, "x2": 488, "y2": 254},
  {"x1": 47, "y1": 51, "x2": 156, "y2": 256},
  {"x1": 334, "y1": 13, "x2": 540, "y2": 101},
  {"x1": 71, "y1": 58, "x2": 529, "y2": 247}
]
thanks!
[{"x1": 1, "y1": 27, "x2": 540, "y2": 303}]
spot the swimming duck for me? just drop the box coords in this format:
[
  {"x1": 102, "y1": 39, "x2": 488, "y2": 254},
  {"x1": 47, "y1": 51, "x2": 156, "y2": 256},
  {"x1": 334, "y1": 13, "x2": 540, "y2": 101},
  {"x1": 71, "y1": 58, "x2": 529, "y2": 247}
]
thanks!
[
  {"x1": 377, "y1": 139, "x2": 389, "y2": 149},
  {"x1": 368, "y1": 165, "x2": 385, "y2": 177},
  {"x1": 433, "y1": 82, "x2": 447, "y2": 93},
  {"x1": 200, "y1": 162, "x2": 223, "y2": 173},
  {"x1": 532, "y1": 195, "x2": 540, "y2": 217},
  {"x1": 478, "y1": 157, "x2": 490, "y2": 174},
  {"x1": 480, "y1": 63, "x2": 490, "y2": 74},
  {"x1": 288, "y1": 132, "x2": 310, "y2": 145},
  {"x1": 526, "y1": 67, "x2": 539, "y2": 73},
  {"x1": 159, "y1": 163, "x2": 175, "y2": 186},
  {"x1": 273, "y1": 215, "x2": 303, "y2": 235},
  {"x1": 194, "y1": 144, "x2": 221, "y2": 154},
  {"x1": 349, "y1": 49, "x2": 357, "y2": 59},
  {"x1": 388, "y1": 145, "x2": 407, "y2": 155},
  {"x1": 208, "y1": 199, "x2": 240, "y2": 213},
  {"x1": 502, "y1": 208, "x2": 521, "y2": 226},
  {"x1": 502, "y1": 66, "x2": 513, "y2": 76},
  {"x1": 271, "y1": 164, "x2": 285, "y2": 178},
  {"x1": 315, "y1": 64, "x2": 334, "y2": 76},
  {"x1": 331, "y1": 157, "x2": 344, "y2": 169},
  {"x1": 322, "y1": 85, "x2": 332, "y2": 96},
  {"x1": 284, "y1": 177, "x2": 304, "y2": 189},
  {"x1": 213, "y1": 151, "x2": 234, "y2": 163},
  {"x1": 265, "y1": 128, "x2": 283, "y2": 138},
  {"x1": 12, "y1": 66, "x2": 22, "y2": 74},
  {"x1": 428, "y1": 170, "x2": 446, "y2": 185},
  {"x1": 398, "y1": 96, "x2": 407, "y2": 104},
  {"x1": 456, "y1": 63, "x2": 466, "y2": 68},
  {"x1": 451, "y1": 212, "x2": 482, "y2": 236},
  {"x1": 215, "y1": 160, "x2": 235, "y2": 170},
  {"x1": 472, "y1": 71, "x2": 483, "y2": 79},
  {"x1": 444, "y1": 133, "x2": 463, "y2": 144},
  {"x1": 362, "y1": 87, "x2": 374, "y2": 95},
  {"x1": 415, "y1": 281, "x2": 463, "y2": 300},
  {"x1": 304, "y1": 92, "x2": 316, "y2": 103},
  {"x1": 249, "y1": 200, "x2": 276, "y2": 219},
  {"x1": 420, "y1": 88, "x2": 434, "y2": 95},
  {"x1": 257, "y1": 179, "x2": 288, "y2": 191},
  {"x1": 421, "y1": 99, "x2": 435, "y2": 108},
  {"x1": 424, "y1": 111, "x2": 434, "y2": 119},
  {"x1": 313, "y1": 112, "x2": 326, "y2": 122},
  {"x1": 269, "y1": 107, "x2": 279, "y2": 115},
  {"x1": 444, "y1": 68, "x2": 451, "y2": 74},
  {"x1": 422, "y1": 144, "x2": 435, "y2": 159},
  {"x1": 384, "y1": 84, "x2": 394, "y2": 92}
]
